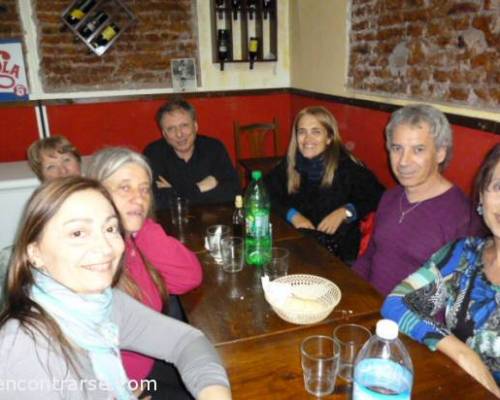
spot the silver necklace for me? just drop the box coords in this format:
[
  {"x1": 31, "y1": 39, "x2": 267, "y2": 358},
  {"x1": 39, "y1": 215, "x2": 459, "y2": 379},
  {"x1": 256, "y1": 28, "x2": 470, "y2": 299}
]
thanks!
[{"x1": 399, "y1": 191, "x2": 423, "y2": 223}]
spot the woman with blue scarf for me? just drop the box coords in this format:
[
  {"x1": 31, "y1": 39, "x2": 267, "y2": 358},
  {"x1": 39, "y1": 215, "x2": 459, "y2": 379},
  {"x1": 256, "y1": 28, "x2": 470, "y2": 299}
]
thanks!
[
  {"x1": 382, "y1": 144, "x2": 500, "y2": 397},
  {"x1": 0, "y1": 177, "x2": 231, "y2": 400},
  {"x1": 264, "y1": 106, "x2": 384, "y2": 262}
]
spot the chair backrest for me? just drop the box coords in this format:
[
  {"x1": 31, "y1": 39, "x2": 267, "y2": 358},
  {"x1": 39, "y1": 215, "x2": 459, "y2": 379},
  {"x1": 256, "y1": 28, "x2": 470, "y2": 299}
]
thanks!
[
  {"x1": 233, "y1": 117, "x2": 280, "y2": 186},
  {"x1": 233, "y1": 117, "x2": 280, "y2": 161}
]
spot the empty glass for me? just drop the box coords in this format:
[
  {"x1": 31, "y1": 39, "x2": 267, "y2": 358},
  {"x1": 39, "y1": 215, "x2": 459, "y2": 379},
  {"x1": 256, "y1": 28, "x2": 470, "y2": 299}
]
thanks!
[
  {"x1": 263, "y1": 247, "x2": 289, "y2": 280},
  {"x1": 221, "y1": 236, "x2": 244, "y2": 273},
  {"x1": 205, "y1": 224, "x2": 230, "y2": 264},
  {"x1": 169, "y1": 196, "x2": 189, "y2": 225},
  {"x1": 333, "y1": 323, "x2": 372, "y2": 382},
  {"x1": 301, "y1": 335, "x2": 340, "y2": 397}
]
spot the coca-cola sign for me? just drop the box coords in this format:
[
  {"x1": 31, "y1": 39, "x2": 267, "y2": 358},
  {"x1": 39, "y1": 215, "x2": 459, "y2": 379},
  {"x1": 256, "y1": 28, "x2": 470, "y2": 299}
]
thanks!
[{"x1": 0, "y1": 40, "x2": 29, "y2": 101}]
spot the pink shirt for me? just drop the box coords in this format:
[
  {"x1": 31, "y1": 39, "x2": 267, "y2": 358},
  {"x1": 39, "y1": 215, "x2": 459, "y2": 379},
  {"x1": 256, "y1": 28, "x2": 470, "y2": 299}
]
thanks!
[{"x1": 121, "y1": 219, "x2": 202, "y2": 381}]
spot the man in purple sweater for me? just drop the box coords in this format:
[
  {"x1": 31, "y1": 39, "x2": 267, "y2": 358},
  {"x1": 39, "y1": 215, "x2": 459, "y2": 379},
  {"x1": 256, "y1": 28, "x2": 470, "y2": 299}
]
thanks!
[{"x1": 353, "y1": 104, "x2": 482, "y2": 296}]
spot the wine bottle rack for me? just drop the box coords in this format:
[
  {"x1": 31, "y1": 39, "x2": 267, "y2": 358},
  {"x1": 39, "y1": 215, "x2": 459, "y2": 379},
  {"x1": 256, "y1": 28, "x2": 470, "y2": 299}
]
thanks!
[
  {"x1": 211, "y1": 0, "x2": 277, "y2": 70},
  {"x1": 61, "y1": 0, "x2": 136, "y2": 56}
]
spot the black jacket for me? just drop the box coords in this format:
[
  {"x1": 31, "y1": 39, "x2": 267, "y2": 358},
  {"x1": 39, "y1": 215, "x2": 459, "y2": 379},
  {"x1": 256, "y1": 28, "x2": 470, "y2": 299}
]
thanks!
[
  {"x1": 264, "y1": 152, "x2": 384, "y2": 261},
  {"x1": 144, "y1": 135, "x2": 241, "y2": 209}
]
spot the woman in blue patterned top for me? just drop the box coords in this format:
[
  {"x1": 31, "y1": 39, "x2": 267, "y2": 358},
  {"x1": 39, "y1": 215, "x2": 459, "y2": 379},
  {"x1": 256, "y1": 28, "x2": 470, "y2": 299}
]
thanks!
[{"x1": 382, "y1": 143, "x2": 500, "y2": 397}]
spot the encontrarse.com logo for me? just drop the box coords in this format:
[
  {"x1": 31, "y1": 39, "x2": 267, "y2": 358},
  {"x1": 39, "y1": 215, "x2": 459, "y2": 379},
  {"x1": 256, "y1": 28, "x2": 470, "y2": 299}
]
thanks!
[{"x1": 0, "y1": 378, "x2": 157, "y2": 393}]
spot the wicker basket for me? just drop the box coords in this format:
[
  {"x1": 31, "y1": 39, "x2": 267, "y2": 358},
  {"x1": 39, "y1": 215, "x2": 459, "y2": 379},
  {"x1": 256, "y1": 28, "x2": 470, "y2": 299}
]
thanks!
[{"x1": 265, "y1": 274, "x2": 341, "y2": 325}]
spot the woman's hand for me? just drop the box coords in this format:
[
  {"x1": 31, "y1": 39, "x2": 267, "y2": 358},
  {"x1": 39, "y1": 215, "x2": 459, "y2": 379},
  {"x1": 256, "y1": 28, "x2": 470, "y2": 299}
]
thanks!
[
  {"x1": 317, "y1": 208, "x2": 347, "y2": 235},
  {"x1": 437, "y1": 335, "x2": 500, "y2": 397},
  {"x1": 291, "y1": 212, "x2": 315, "y2": 230},
  {"x1": 197, "y1": 385, "x2": 232, "y2": 400}
]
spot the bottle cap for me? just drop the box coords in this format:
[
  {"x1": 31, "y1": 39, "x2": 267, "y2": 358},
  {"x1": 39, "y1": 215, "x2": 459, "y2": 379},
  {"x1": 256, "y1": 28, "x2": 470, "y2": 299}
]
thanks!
[
  {"x1": 376, "y1": 319, "x2": 399, "y2": 340},
  {"x1": 235, "y1": 195, "x2": 243, "y2": 208},
  {"x1": 251, "y1": 170, "x2": 262, "y2": 180}
]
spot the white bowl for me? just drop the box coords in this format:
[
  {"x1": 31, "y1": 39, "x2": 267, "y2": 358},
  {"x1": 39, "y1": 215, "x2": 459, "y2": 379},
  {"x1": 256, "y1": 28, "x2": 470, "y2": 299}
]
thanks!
[{"x1": 265, "y1": 274, "x2": 341, "y2": 325}]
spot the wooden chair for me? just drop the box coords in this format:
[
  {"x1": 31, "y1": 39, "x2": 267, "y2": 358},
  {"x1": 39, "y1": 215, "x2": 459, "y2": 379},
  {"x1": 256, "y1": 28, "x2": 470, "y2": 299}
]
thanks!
[{"x1": 233, "y1": 117, "x2": 281, "y2": 187}]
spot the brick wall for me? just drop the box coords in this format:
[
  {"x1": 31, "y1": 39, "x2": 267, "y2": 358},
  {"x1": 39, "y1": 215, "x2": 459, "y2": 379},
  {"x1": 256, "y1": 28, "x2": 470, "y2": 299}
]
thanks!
[
  {"x1": 348, "y1": 0, "x2": 500, "y2": 109},
  {"x1": 0, "y1": 0, "x2": 22, "y2": 39},
  {"x1": 35, "y1": 0, "x2": 199, "y2": 92}
]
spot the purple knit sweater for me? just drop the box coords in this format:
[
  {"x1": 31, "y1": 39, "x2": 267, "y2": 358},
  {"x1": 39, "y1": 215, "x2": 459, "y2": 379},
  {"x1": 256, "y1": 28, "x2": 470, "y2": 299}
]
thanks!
[{"x1": 353, "y1": 185, "x2": 482, "y2": 296}]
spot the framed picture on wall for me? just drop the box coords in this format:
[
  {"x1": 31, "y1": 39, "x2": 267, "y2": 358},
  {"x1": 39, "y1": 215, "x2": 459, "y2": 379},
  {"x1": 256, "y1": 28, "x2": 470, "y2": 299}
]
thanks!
[
  {"x1": 0, "y1": 39, "x2": 29, "y2": 101},
  {"x1": 171, "y1": 58, "x2": 197, "y2": 92}
]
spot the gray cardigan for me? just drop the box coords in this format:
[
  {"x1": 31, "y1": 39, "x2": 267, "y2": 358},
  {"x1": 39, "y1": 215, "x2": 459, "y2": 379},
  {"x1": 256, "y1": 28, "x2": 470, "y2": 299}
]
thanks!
[{"x1": 0, "y1": 289, "x2": 229, "y2": 399}]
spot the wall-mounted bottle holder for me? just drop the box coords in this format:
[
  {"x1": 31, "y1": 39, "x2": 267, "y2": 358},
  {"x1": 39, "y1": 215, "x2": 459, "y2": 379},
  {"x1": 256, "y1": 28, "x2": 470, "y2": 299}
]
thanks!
[
  {"x1": 61, "y1": 0, "x2": 136, "y2": 56},
  {"x1": 211, "y1": 0, "x2": 277, "y2": 70}
]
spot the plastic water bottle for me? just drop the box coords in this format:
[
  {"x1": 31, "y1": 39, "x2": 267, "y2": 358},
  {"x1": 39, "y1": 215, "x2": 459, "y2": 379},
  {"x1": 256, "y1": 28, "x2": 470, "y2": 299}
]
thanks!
[
  {"x1": 353, "y1": 319, "x2": 413, "y2": 400},
  {"x1": 244, "y1": 170, "x2": 271, "y2": 266}
]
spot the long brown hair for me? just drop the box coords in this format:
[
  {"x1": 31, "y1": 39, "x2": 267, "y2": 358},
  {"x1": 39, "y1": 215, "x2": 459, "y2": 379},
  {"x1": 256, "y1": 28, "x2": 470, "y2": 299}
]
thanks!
[
  {"x1": 0, "y1": 176, "x2": 125, "y2": 374},
  {"x1": 286, "y1": 106, "x2": 359, "y2": 193}
]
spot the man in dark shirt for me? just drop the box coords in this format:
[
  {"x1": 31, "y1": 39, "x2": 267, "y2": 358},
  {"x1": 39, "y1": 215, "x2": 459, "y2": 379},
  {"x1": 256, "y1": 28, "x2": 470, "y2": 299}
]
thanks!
[{"x1": 144, "y1": 99, "x2": 240, "y2": 209}]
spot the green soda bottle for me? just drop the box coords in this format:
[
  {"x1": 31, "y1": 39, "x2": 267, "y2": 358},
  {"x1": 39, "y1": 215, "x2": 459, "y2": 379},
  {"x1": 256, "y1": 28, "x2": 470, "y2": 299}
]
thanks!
[{"x1": 244, "y1": 170, "x2": 272, "y2": 266}]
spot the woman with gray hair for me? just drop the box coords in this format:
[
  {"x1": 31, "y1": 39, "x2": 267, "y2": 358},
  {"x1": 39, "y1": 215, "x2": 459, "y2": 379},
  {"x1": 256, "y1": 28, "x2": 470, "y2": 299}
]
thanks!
[
  {"x1": 354, "y1": 104, "x2": 483, "y2": 296},
  {"x1": 87, "y1": 147, "x2": 203, "y2": 399}
]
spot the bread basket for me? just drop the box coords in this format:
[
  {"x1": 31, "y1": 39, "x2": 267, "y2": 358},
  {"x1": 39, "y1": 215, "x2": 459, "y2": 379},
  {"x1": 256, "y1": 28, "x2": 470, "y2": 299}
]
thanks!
[{"x1": 264, "y1": 274, "x2": 341, "y2": 325}]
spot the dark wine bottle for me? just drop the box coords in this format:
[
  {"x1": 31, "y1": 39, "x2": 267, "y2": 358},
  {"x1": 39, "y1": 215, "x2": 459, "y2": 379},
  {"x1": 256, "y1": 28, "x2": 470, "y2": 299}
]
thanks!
[
  {"x1": 232, "y1": 0, "x2": 240, "y2": 20},
  {"x1": 65, "y1": 0, "x2": 96, "y2": 26},
  {"x1": 79, "y1": 11, "x2": 108, "y2": 39},
  {"x1": 247, "y1": 0, "x2": 257, "y2": 20},
  {"x1": 215, "y1": 0, "x2": 224, "y2": 19},
  {"x1": 263, "y1": 0, "x2": 273, "y2": 19},
  {"x1": 217, "y1": 29, "x2": 230, "y2": 71},
  {"x1": 92, "y1": 22, "x2": 120, "y2": 49},
  {"x1": 249, "y1": 37, "x2": 259, "y2": 70}
]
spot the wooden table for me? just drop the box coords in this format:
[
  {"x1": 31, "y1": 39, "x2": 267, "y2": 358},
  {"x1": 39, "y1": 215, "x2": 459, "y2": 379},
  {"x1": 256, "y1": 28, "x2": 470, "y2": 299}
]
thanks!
[
  {"x1": 179, "y1": 235, "x2": 382, "y2": 345},
  {"x1": 156, "y1": 204, "x2": 493, "y2": 399},
  {"x1": 158, "y1": 203, "x2": 301, "y2": 254},
  {"x1": 217, "y1": 313, "x2": 493, "y2": 399}
]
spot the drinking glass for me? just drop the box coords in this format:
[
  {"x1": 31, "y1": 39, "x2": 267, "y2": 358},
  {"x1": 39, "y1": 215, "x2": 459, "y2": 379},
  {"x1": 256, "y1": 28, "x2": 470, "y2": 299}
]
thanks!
[
  {"x1": 205, "y1": 225, "x2": 230, "y2": 264},
  {"x1": 221, "y1": 236, "x2": 244, "y2": 273},
  {"x1": 263, "y1": 247, "x2": 289, "y2": 280},
  {"x1": 301, "y1": 335, "x2": 340, "y2": 397},
  {"x1": 333, "y1": 323, "x2": 372, "y2": 383},
  {"x1": 169, "y1": 196, "x2": 189, "y2": 225}
]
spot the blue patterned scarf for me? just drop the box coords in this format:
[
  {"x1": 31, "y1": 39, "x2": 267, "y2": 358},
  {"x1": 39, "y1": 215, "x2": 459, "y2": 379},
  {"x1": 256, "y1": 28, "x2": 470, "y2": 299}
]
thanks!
[
  {"x1": 30, "y1": 269, "x2": 134, "y2": 400},
  {"x1": 470, "y1": 275, "x2": 499, "y2": 328}
]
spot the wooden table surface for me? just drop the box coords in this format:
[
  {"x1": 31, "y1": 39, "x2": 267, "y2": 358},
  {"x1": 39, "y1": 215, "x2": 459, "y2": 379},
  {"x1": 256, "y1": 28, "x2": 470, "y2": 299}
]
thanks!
[
  {"x1": 217, "y1": 313, "x2": 493, "y2": 400},
  {"x1": 179, "y1": 235, "x2": 382, "y2": 345},
  {"x1": 156, "y1": 204, "x2": 492, "y2": 399},
  {"x1": 158, "y1": 203, "x2": 301, "y2": 253}
]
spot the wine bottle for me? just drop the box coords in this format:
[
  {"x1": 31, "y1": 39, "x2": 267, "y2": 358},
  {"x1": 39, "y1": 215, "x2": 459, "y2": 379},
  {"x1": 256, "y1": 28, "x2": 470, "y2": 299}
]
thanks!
[
  {"x1": 65, "y1": 0, "x2": 96, "y2": 26},
  {"x1": 232, "y1": 195, "x2": 245, "y2": 237},
  {"x1": 263, "y1": 0, "x2": 273, "y2": 19},
  {"x1": 232, "y1": 0, "x2": 240, "y2": 20},
  {"x1": 79, "y1": 11, "x2": 108, "y2": 39},
  {"x1": 215, "y1": 0, "x2": 224, "y2": 19},
  {"x1": 247, "y1": 0, "x2": 257, "y2": 20},
  {"x1": 249, "y1": 37, "x2": 259, "y2": 70},
  {"x1": 92, "y1": 22, "x2": 120, "y2": 50},
  {"x1": 217, "y1": 29, "x2": 230, "y2": 71}
]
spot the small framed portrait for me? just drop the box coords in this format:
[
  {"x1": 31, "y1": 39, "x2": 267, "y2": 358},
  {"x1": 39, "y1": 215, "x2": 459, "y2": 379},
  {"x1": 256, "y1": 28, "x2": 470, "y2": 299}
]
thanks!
[{"x1": 171, "y1": 58, "x2": 197, "y2": 92}]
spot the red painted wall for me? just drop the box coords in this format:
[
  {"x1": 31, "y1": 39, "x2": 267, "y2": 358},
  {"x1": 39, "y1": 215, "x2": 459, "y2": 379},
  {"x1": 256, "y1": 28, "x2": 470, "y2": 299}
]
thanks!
[
  {"x1": 44, "y1": 93, "x2": 293, "y2": 164},
  {"x1": 0, "y1": 105, "x2": 40, "y2": 162},
  {"x1": 291, "y1": 94, "x2": 499, "y2": 195},
  {"x1": 1, "y1": 92, "x2": 497, "y2": 198}
]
